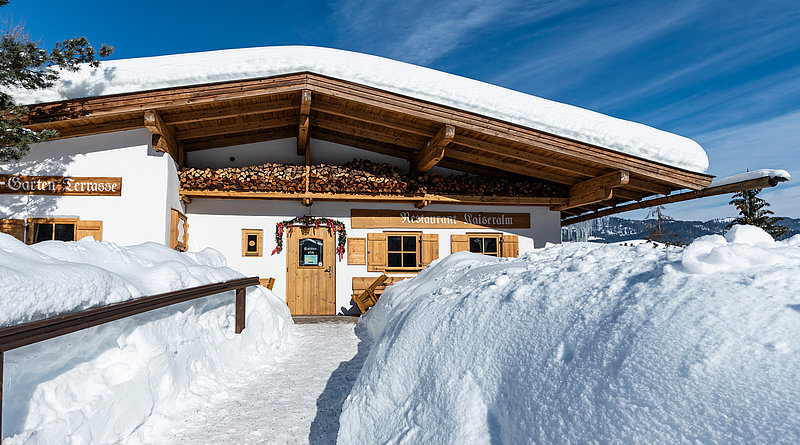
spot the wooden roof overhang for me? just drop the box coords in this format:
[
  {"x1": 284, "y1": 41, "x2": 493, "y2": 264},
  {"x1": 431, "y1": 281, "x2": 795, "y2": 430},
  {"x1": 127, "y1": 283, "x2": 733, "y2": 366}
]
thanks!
[{"x1": 23, "y1": 72, "x2": 723, "y2": 222}]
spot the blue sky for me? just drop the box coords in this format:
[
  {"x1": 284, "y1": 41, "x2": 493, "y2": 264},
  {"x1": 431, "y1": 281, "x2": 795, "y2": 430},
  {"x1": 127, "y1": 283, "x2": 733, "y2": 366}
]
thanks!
[{"x1": 5, "y1": 0, "x2": 798, "y2": 220}]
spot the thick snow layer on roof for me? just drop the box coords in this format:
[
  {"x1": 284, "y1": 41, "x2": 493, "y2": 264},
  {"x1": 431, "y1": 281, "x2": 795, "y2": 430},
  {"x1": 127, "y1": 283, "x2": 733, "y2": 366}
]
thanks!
[
  {"x1": 8, "y1": 46, "x2": 709, "y2": 173},
  {"x1": 0, "y1": 234, "x2": 293, "y2": 443},
  {"x1": 710, "y1": 168, "x2": 791, "y2": 187},
  {"x1": 340, "y1": 227, "x2": 800, "y2": 443}
]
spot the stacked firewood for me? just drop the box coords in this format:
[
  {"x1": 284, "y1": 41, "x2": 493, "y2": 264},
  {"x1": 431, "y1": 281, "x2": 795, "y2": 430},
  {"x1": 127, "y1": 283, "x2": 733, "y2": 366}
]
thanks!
[
  {"x1": 180, "y1": 159, "x2": 566, "y2": 197},
  {"x1": 178, "y1": 163, "x2": 305, "y2": 192}
]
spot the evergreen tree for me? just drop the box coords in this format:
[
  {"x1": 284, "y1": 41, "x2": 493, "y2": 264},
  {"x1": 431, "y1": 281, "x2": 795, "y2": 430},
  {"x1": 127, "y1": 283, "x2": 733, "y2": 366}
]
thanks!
[
  {"x1": 645, "y1": 205, "x2": 680, "y2": 244},
  {"x1": 727, "y1": 188, "x2": 789, "y2": 239},
  {"x1": 0, "y1": 0, "x2": 112, "y2": 162}
]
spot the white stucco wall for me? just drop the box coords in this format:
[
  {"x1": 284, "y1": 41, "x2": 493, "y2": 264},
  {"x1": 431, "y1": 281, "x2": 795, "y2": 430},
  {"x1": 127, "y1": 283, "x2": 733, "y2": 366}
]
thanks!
[
  {"x1": 186, "y1": 199, "x2": 561, "y2": 315},
  {"x1": 0, "y1": 129, "x2": 179, "y2": 245}
]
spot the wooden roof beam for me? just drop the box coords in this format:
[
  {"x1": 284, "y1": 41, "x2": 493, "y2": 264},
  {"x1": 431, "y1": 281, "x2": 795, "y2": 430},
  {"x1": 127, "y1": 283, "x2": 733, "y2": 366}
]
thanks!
[
  {"x1": 298, "y1": 90, "x2": 312, "y2": 158},
  {"x1": 446, "y1": 146, "x2": 579, "y2": 184},
  {"x1": 161, "y1": 98, "x2": 299, "y2": 125},
  {"x1": 552, "y1": 170, "x2": 630, "y2": 212},
  {"x1": 411, "y1": 125, "x2": 455, "y2": 172},
  {"x1": 144, "y1": 110, "x2": 181, "y2": 165},
  {"x1": 561, "y1": 174, "x2": 788, "y2": 226},
  {"x1": 175, "y1": 115, "x2": 298, "y2": 140},
  {"x1": 182, "y1": 127, "x2": 296, "y2": 151}
]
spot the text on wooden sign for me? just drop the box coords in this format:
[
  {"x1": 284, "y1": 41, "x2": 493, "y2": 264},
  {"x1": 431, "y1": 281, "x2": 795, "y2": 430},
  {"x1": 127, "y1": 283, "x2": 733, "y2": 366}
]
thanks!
[
  {"x1": 0, "y1": 175, "x2": 122, "y2": 196},
  {"x1": 350, "y1": 209, "x2": 530, "y2": 229}
]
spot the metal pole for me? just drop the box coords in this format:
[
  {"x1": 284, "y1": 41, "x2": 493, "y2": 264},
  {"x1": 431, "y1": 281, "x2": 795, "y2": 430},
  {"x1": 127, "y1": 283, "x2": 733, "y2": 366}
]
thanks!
[{"x1": 235, "y1": 287, "x2": 246, "y2": 334}]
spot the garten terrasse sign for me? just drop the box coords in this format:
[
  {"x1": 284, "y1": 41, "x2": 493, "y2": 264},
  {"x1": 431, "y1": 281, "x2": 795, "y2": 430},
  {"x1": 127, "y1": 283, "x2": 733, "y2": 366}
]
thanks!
[
  {"x1": 0, "y1": 175, "x2": 122, "y2": 196},
  {"x1": 350, "y1": 209, "x2": 530, "y2": 229}
]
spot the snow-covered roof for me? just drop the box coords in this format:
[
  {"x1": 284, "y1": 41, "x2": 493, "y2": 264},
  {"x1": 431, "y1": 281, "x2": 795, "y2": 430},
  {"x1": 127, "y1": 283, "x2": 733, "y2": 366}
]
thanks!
[
  {"x1": 9, "y1": 46, "x2": 709, "y2": 173},
  {"x1": 710, "y1": 169, "x2": 791, "y2": 188}
]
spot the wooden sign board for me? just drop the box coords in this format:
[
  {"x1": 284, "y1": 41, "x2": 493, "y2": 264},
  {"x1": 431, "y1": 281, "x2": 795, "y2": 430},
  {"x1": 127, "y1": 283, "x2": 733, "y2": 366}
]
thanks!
[
  {"x1": 0, "y1": 175, "x2": 122, "y2": 196},
  {"x1": 351, "y1": 209, "x2": 530, "y2": 229}
]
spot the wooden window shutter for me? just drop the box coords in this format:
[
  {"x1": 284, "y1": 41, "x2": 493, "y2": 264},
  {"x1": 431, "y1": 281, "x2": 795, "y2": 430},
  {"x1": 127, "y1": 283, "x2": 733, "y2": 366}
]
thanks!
[
  {"x1": 347, "y1": 237, "x2": 367, "y2": 265},
  {"x1": 0, "y1": 219, "x2": 25, "y2": 242},
  {"x1": 170, "y1": 209, "x2": 188, "y2": 251},
  {"x1": 501, "y1": 235, "x2": 519, "y2": 257},
  {"x1": 366, "y1": 233, "x2": 386, "y2": 272},
  {"x1": 420, "y1": 234, "x2": 439, "y2": 267},
  {"x1": 75, "y1": 220, "x2": 103, "y2": 241},
  {"x1": 450, "y1": 234, "x2": 469, "y2": 253}
]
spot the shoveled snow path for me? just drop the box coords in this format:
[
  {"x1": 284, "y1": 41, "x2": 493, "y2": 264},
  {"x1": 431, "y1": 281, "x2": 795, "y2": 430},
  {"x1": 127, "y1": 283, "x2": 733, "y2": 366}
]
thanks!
[{"x1": 160, "y1": 321, "x2": 367, "y2": 444}]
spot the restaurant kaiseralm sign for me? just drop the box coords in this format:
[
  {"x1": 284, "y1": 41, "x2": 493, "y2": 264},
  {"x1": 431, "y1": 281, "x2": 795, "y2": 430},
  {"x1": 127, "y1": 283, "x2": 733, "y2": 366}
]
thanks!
[
  {"x1": 0, "y1": 175, "x2": 122, "y2": 196},
  {"x1": 350, "y1": 209, "x2": 530, "y2": 229}
]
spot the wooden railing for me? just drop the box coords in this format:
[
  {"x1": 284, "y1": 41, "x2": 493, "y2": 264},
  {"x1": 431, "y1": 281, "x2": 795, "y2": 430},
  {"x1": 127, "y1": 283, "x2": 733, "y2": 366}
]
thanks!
[{"x1": 0, "y1": 276, "x2": 260, "y2": 438}]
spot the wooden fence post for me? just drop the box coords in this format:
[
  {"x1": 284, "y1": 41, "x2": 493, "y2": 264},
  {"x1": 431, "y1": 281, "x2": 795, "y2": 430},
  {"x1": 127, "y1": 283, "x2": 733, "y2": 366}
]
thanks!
[
  {"x1": 1, "y1": 349, "x2": 4, "y2": 439},
  {"x1": 235, "y1": 287, "x2": 246, "y2": 334}
]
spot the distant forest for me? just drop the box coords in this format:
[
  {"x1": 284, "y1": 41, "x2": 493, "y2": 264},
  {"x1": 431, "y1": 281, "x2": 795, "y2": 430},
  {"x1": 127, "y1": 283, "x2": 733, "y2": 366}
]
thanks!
[{"x1": 562, "y1": 216, "x2": 800, "y2": 244}]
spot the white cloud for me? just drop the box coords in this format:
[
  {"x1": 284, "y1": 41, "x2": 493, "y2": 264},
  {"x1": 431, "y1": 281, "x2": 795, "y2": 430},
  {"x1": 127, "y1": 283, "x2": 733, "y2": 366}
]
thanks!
[{"x1": 330, "y1": 0, "x2": 585, "y2": 65}]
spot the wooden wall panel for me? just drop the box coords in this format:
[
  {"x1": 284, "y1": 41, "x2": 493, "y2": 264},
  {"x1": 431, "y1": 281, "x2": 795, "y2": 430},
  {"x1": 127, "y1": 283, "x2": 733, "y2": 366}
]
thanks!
[{"x1": 347, "y1": 237, "x2": 367, "y2": 265}]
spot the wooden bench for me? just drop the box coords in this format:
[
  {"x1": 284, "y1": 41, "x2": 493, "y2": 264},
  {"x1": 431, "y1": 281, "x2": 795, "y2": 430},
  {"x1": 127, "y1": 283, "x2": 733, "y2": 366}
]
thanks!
[
  {"x1": 259, "y1": 277, "x2": 276, "y2": 290},
  {"x1": 351, "y1": 275, "x2": 409, "y2": 314}
]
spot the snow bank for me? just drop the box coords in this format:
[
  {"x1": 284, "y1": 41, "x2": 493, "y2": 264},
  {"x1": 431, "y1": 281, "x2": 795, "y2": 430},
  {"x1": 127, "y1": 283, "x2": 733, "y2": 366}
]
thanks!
[
  {"x1": 7, "y1": 46, "x2": 708, "y2": 173},
  {"x1": 340, "y1": 226, "x2": 800, "y2": 444},
  {"x1": 710, "y1": 168, "x2": 791, "y2": 188},
  {"x1": 0, "y1": 234, "x2": 294, "y2": 443}
]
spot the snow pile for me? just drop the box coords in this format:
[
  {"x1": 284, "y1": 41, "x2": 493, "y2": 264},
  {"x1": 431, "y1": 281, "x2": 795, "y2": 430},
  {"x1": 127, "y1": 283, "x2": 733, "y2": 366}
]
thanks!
[
  {"x1": 340, "y1": 226, "x2": 800, "y2": 444},
  {"x1": 710, "y1": 168, "x2": 791, "y2": 187},
  {"x1": 0, "y1": 234, "x2": 293, "y2": 444},
  {"x1": 7, "y1": 46, "x2": 708, "y2": 173}
]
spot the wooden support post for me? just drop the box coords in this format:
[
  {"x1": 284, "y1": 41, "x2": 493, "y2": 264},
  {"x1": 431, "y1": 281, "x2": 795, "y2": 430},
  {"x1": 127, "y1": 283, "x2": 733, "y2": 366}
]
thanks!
[
  {"x1": 298, "y1": 90, "x2": 312, "y2": 158},
  {"x1": 235, "y1": 287, "x2": 246, "y2": 334},
  {"x1": 1, "y1": 349, "x2": 4, "y2": 439},
  {"x1": 144, "y1": 110, "x2": 181, "y2": 165},
  {"x1": 552, "y1": 170, "x2": 630, "y2": 211},
  {"x1": 411, "y1": 124, "x2": 455, "y2": 172}
]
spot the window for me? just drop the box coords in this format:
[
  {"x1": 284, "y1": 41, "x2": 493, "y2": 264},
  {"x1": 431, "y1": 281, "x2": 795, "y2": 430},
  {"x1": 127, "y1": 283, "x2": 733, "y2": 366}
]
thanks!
[
  {"x1": 366, "y1": 232, "x2": 438, "y2": 273},
  {"x1": 23, "y1": 218, "x2": 103, "y2": 244},
  {"x1": 451, "y1": 233, "x2": 518, "y2": 257},
  {"x1": 386, "y1": 233, "x2": 420, "y2": 269},
  {"x1": 241, "y1": 229, "x2": 263, "y2": 257},
  {"x1": 299, "y1": 238, "x2": 324, "y2": 267},
  {"x1": 469, "y1": 235, "x2": 501, "y2": 256}
]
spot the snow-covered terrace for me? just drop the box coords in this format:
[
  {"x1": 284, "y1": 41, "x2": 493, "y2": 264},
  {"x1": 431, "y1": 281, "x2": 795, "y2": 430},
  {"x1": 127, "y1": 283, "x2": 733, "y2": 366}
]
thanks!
[{"x1": 12, "y1": 46, "x2": 790, "y2": 221}]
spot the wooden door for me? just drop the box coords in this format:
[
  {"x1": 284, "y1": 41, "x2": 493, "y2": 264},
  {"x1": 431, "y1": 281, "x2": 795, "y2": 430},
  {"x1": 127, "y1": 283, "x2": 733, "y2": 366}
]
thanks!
[{"x1": 286, "y1": 226, "x2": 336, "y2": 315}]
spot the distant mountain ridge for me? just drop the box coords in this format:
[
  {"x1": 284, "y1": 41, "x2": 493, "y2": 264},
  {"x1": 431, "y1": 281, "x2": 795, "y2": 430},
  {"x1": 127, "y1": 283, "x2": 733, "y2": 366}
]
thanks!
[{"x1": 562, "y1": 216, "x2": 800, "y2": 244}]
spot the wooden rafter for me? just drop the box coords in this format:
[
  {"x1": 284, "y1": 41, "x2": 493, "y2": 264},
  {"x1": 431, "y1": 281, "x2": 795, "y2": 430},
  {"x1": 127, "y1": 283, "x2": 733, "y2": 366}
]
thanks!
[
  {"x1": 412, "y1": 125, "x2": 455, "y2": 172},
  {"x1": 144, "y1": 110, "x2": 181, "y2": 164},
  {"x1": 175, "y1": 115, "x2": 298, "y2": 140},
  {"x1": 182, "y1": 127, "x2": 296, "y2": 152},
  {"x1": 179, "y1": 189, "x2": 567, "y2": 207},
  {"x1": 298, "y1": 90, "x2": 311, "y2": 158},
  {"x1": 552, "y1": 170, "x2": 630, "y2": 212},
  {"x1": 562, "y1": 175, "x2": 789, "y2": 226},
  {"x1": 445, "y1": 146, "x2": 576, "y2": 184},
  {"x1": 161, "y1": 98, "x2": 298, "y2": 125}
]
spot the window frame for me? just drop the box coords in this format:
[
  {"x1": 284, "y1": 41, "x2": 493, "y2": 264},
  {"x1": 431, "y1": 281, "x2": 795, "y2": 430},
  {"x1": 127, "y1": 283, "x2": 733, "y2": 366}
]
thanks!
[
  {"x1": 384, "y1": 231, "x2": 422, "y2": 271},
  {"x1": 467, "y1": 233, "x2": 502, "y2": 257},
  {"x1": 26, "y1": 217, "x2": 79, "y2": 244},
  {"x1": 241, "y1": 228, "x2": 263, "y2": 257}
]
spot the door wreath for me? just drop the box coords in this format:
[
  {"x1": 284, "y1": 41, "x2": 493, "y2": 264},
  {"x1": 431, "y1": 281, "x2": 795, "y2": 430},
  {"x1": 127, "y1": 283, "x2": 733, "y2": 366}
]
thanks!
[{"x1": 272, "y1": 216, "x2": 347, "y2": 260}]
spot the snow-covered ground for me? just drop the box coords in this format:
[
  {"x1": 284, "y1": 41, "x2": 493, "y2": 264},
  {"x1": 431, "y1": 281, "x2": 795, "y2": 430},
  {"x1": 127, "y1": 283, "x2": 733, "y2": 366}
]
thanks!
[
  {"x1": 155, "y1": 321, "x2": 366, "y2": 445},
  {"x1": 341, "y1": 225, "x2": 800, "y2": 443},
  {"x1": 5, "y1": 226, "x2": 800, "y2": 443},
  {"x1": 0, "y1": 234, "x2": 294, "y2": 444}
]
